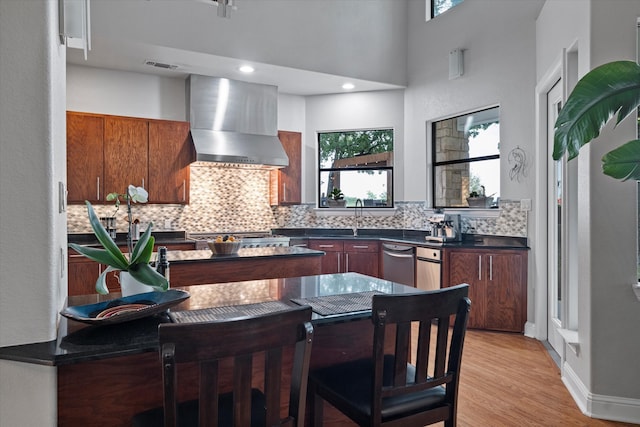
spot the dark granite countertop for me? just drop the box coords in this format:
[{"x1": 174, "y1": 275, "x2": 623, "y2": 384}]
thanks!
[
  {"x1": 273, "y1": 228, "x2": 529, "y2": 250},
  {"x1": 68, "y1": 231, "x2": 193, "y2": 246},
  {"x1": 0, "y1": 273, "x2": 417, "y2": 366},
  {"x1": 167, "y1": 246, "x2": 325, "y2": 264}
]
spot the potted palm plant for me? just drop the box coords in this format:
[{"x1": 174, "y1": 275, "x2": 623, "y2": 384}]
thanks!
[
  {"x1": 68, "y1": 185, "x2": 169, "y2": 295},
  {"x1": 553, "y1": 60, "x2": 640, "y2": 180}
]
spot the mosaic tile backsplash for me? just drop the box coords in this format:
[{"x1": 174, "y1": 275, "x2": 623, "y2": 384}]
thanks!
[{"x1": 68, "y1": 162, "x2": 527, "y2": 237}]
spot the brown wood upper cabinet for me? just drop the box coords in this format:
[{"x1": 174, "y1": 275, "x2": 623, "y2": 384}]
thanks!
[
  {"x1": 270, "y1": 130, "x2": 301, "y2": 205},
  {"x1": 67, "y1": 112, "x2": 104, "y2": 203},
  {"x1": 104, "y1": 116, "x2": 149, "y2": 196},
  {"x1": 148, "y1": 120, "x2": 193, "y2": 204},
  {"x1": 67, "y1": 112, "x2": 194, "y2": 204}
]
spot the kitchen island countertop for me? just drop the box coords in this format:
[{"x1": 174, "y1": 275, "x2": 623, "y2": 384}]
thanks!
[
  {"x1": 166, "y1": 246, "x2": 325, "y2": 263},
  {"x1": 0, "y1": 273, "x2": 417, "y2": 367}
]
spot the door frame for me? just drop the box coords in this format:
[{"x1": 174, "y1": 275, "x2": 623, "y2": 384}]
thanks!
[
  {"x1": 533, "y1": 43, "x2": 579, "y2": 343},
  {"x1": 546, "y1": 79, "x2": 565, "y2": 354}
]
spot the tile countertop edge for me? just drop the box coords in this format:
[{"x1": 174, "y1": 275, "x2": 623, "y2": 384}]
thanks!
[
  {"x1": 275, "y1": 229, "x2": 529, "y2": 249},
  {"x1": 167, "y1": 247, "x2": 325, "y2": 263},
  {"x1": 0, "y1": 340, "x2": 159, "y2": 367}
]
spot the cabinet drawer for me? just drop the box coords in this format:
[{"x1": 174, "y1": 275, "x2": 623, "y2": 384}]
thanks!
[
  {"x1": 344, "y1": 241, "x2": 379, "y2": 253},
  {"x1": 309, "y1": 240, "x2": 344, "y2": 252}
]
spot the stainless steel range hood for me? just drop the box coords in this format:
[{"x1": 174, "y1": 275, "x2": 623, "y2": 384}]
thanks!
[{"x1": 187, "y1": 75, "x2": 289, "y2": 168}]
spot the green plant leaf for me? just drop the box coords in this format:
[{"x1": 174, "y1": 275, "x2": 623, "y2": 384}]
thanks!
[
  {"x1": 128, "y1": 263, "x2": 169, "y2": 291},
  {"x1": 602, "y1": 139, "x2": 640, "y2": 180},
  {"x1": 96, "y1": 265, "x2": 118, "y2": 295},
  {"x1": 129, "y1": 222, "x2": 154, "y2": 265},
  {"x1": 553, "y1": 60, "x2": 640, "y2": 161},
  {"x1": 68, "y1": 243, "x2": 129, "y2": 270},
  {"x1": 84, "y1": 201, "x2": 130, "y2": 267}
]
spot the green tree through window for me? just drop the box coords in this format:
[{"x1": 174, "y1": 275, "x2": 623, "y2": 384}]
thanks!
[{"x1": 318, "y1": 129, "x2": 394, "y2": 208}]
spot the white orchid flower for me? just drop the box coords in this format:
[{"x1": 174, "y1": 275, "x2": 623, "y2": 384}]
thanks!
[{"x1": 128, "y1": 185, "x2": 148, "y2": 203}]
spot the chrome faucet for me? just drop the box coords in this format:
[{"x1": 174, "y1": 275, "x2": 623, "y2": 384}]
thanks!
[{"x1": 353, "y1": 198, "x2": 363, "y2": 236}]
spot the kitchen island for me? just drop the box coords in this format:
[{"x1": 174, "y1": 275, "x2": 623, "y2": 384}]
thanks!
[
  {"x1": 0, "y1": 273, "x2": 418, "y2": 426},
  {"x1": 167, "y1": 246, "x2": 325, "y2": 286}
]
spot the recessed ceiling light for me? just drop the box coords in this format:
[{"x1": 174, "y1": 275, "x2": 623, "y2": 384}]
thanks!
[
  {"x1": 239, "y1": 65, "x2": 255, "y2": 73},
  {"x1": 342, "y1": 82, "x2": 355, "y2": 90}
]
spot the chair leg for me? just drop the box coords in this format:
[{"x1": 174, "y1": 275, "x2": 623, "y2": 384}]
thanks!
[{"x1": 311, "y1": 392, "x2": 324, "y2": 427}]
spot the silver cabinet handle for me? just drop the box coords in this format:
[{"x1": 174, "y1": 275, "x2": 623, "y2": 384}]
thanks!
[
  {"x1": 141, "y1": 178, "x2": 145, "y2": 189},
  {"x1": 182, "y1": 179, "x2": 186, "y2": 201},
  {"x1": 283, "y1": 183, "x2": 287, "y2": 202},
  {"x1": 489, "y1": 255, "x2": 493, "y2": 281},
  {"x1": 478, "y1": 255, "x2": 482, "y2": 280},
  {"x1": 346, "y1": 253, "x2": 349, "y2": 272},
  {"x1": 319, "y1": 244, "x2": 334, "y2": 248},
  {"x1": 96, "y1": 177, "x2": 100, "y2": 200},
  {"x1": 337, "y1": 252, "x2": 341, "y2": 272},
  {"x1": 352, "y1": 245, "x2": 369, "y2": 249}
]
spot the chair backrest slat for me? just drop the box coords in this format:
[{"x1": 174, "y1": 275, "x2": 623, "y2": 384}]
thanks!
[
  {"x1": 265, "y1": 347, "x2": 284, "y2": 426},
  {"x1": 414, "y1": 321, "x2": 431, "y2": 382},
  {"x1": 393, "y1": 322, "x2": 411, "y2": 386},
  {"x1": 199, "y1": 360, "x2": 219, "y2": 427}
]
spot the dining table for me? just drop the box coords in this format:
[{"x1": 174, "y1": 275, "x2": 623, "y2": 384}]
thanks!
[{"x1": 0, "y1": 272, "x2": 420, "y2": 426}]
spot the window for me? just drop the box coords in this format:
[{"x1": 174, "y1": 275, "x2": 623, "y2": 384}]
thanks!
[
  {"x1": 432, "y1": 0, "x2": 464, "y2": 18},
  {"x1": 318, "y1": 129, "x2": 393, "y2": 208},
  {"x1": 432, "y1": 107, "x2": 500, "y2": 208}
]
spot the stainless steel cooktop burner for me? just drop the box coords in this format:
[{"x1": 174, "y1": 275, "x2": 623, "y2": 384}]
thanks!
[{"x1": 188, "y1": 232, "x2": 290, "y2": 249}]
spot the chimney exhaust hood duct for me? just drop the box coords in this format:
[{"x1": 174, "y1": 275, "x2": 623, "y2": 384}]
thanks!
[{"x1": 187, "y1": 75, "x2": 288, "y2": 168}]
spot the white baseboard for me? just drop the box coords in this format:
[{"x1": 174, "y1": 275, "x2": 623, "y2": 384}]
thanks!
[
  {"x1": 524, "y1": 320, "x2": 537, "y2": 338},
  {"x1": 562, "y1": 361, "x2": 640, "y2": 423}
]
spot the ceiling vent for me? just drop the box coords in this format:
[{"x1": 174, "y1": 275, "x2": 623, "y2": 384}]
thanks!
[{"x1": 144, "y1": 60, "x2": 179, "y2": 70}]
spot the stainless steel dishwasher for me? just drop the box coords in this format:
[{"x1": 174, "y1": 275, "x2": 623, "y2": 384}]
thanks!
[
  {"x1": 416, "y1": 247, "x2": 441, "y2": 291},
  {"x1": 381, "y1": 243, "x2": 415, "y2": 287}
]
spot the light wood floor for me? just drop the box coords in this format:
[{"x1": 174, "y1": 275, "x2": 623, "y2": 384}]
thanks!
[
  {"x1": 323, "y1": 330, "x2": 637, "y2": 426},
  {"x1": 453, "y1": 330, "x2": 636, "y2": 427}
]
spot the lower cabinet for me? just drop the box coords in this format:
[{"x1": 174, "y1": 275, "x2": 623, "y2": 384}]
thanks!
[
  {"x1": 67, "y1": 242, "x2": 195, "y2": 296},
  {"x1": 308, "y1": 239, "x2": 380, "y2": 277},
  {"x1": 443, "y1": 248, "x2": 527, "y2": 332}
]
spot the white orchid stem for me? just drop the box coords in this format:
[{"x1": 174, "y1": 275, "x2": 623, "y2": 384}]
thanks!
[{"x1": 126, "y1": 188, "x2": 134, "y2": 258}]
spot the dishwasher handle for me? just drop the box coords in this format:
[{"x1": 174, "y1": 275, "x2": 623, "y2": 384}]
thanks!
[{"x1": 383, "y1": 250, "x2": 415, "y2": 259}]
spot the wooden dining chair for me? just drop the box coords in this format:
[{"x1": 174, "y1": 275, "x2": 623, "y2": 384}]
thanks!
[
  {"x1": 132, "y1": 305, "x2": 313, "y2": 427},
  {"x1": 308, "y1": 284, "x2": 471, "y2": 427}
]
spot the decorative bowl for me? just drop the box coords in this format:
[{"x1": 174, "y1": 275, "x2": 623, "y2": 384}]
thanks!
[{"x1": 207, "y1": 240, "x2": 242, "y2": 255}]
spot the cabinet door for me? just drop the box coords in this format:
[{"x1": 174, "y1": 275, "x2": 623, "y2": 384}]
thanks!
[
  {"x1": 68, "y1": 258, "x2": 120, "y2": 295},
  {"x1": 448, "y1": 251, "x2": 485, "y2": 329},
  {"x1": 344, "y1": 241, "x2": 380, "y2": 277},
  {"x1": 103, "y1": 116, "x2": 149, "y2": 196},
  {"x1": 67, "y1": 112, "x2": 104, "y2": 203},
  {"x1": 270, "y1": 131, "x2": 301, "y2": 205},
  {"x1": 485, "y1": 252, "x2": 527, "y2": 332},
  {"x1": 68, "y1": 256, "x2": 101, "y2": 296},
  {"x1": 308, "y1": 240, "x2": 343, "y2": 274},
  {"x1": 148, "y1": 120, "x2": 194, "y2": 204}
]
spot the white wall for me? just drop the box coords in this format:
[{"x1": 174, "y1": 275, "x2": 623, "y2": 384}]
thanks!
[
  {"x1": 0, "y1": 1, "x2": 65, "y2": 425},
  {"x1": 304, "y1": 90, "x2": 406, "y2": 203},
  {"x1": 536, "y1": 0, "x2": 640, "y2": 422},
  {"x1": 86, "y1": 0, "x2": 408, "y2": 88},
  {"x1": 404, "y1": 0, "x2": 541, "y2": 203},
  {"x1": 67, "y1": 65, "x2": 186, "y2": 120}
]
